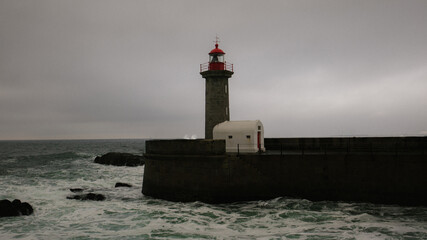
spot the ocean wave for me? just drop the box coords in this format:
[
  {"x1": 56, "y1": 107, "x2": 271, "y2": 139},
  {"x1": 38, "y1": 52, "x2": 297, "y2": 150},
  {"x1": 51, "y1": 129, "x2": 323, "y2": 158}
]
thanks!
[
  {"x1": 0, "y1": 152, "x2": 88, "y2": 169},
  {"x1": 1, "y1": 140, "x2": 426, "y2": 239}
]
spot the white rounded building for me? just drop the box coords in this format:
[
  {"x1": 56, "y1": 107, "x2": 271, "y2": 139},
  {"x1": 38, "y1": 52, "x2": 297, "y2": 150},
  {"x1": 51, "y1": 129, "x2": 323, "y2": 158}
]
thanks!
[{"x1": 213, "y1": 120, "x2": 265, "y2": 153}]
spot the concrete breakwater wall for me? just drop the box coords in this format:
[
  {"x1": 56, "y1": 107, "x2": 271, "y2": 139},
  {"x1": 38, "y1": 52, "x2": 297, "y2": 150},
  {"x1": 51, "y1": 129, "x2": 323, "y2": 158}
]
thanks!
[
  {"x1": 265, "y1": 137, "x2": 427, "y2": 153},
  {"x1": 142, "y1": 137, "x2": 427, "y2": 205}
]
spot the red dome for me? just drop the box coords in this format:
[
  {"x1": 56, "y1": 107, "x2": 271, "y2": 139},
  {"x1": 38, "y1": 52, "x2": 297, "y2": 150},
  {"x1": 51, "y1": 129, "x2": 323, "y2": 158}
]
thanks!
[{"x1": 209, "y1": 44, "x2": 225, "y2": 55}]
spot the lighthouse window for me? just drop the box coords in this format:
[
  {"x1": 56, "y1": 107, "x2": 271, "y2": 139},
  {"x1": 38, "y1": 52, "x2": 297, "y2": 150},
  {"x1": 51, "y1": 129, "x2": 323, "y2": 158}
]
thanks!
[
  {"x1": 246, "y1": 135, "x2": 251, "y2": 139},
  {"x1": 228, "y1": 135, "x2": 233, "y2": 139},
  {"x1": 225, "y1": 85, "x2": 227, "y2": 94}
]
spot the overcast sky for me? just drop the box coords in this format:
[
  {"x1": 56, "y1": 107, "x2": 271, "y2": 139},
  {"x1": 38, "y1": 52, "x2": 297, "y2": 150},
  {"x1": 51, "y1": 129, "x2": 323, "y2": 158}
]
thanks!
[{"x1": 1, "y1": 0, "x2": 426, "y2": 140}]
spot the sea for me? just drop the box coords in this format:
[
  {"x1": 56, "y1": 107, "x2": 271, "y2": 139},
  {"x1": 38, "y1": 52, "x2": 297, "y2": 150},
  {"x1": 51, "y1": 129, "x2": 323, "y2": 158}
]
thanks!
[{"x1": 0, "y1": 139, "x2": 426, "y2": 240}]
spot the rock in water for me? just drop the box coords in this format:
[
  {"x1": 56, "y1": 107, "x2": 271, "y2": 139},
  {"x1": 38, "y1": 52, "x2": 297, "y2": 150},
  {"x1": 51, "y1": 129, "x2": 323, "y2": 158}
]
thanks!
[
  {"x1": 69, "y1": 188, "x2": 84, "y2": 193},
  {"x1": 94, "y1": 152, "x2": 145, "y2": 167},
  {"x1": 67, "y1": 193, "x2": 106, "y2": 201},
  {"x1": 115, "y1": 182, "x2": 132, "y2": 188},
  {"x1": 17, "y1": 202, "x2": 33, "y2": 216},
  {"x1": 0, "y1": 199, "x2": 33, "y2": 217},
  {"x1": 0, "y1": 199, "x2": 19, "y2": 217}
]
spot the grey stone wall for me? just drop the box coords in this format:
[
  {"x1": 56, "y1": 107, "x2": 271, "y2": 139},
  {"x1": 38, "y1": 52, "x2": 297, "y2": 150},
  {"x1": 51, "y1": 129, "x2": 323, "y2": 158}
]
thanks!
[
  {"x1": 237, "y1": 153, "x2": 427, "y2": 205},
  {"x1": 142, "y1": 137, "x2": 427, "y2": 205},
  {"x1": 146, "y1": 139, "x2": 225, "y2": 155},
  {"x1": 201, "y1": 70, "x2": 233, "y2": 139}
]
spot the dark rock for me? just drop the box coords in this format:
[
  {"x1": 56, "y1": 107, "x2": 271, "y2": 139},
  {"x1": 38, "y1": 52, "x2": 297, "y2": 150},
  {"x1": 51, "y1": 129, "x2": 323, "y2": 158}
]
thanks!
[
  {"x1": 18, "y1": 202, "x2": 33, "y2": 216},
  {"x1": 0, "y1": 199, "x2": 33, "y2": 217},
  {"x1": 115, "y1": 182, "x2": 132, "y2": 188},
  {"x1": 66, "y1": 195, "x2": 80, "y2": 200},
  {"x1": 67, "y1": 193, "x2": 106, "y2": 201},
  {"x1": 11, "y1": 199, "x2": 21, "y2": 207},
  {"x1": 94, "y1": 152, "x2": 145, "y2": 167},
  {"x1": 69, "y1": 188, "x2": 84, "y2": 193},
  {"x1": 0, "y1": 199, "x2": 19, "y2": 217}
]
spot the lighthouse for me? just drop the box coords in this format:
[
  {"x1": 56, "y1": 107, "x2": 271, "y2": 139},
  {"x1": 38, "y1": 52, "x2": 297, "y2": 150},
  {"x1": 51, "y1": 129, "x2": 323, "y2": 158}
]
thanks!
[{"x1": 200, "y1": 40, "x2": 234, "y2": 139}]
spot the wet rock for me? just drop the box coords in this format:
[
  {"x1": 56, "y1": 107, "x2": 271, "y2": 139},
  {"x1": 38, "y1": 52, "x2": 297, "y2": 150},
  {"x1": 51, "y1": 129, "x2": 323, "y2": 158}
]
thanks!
[
  {"x1": 115, "y1": 182, "x2": 132, "y2": 188},
  {"x1": 69, "y1": 188, "x2": 84, "y2": 193},
  {"x1": 17, "y1": 202, "x2": 33, "y2": 216},
  {"x1": 0, "y1": 200, "x2": 19, "y2": 217},
  {"x1": 67, "y1": 193, "x2": 106, "y2": 201},
  {"x1": 0, "y1": 199, "x2": 33, "y2": 217},
  {"x1": 94, "y1": 152, "x2": 145, "y2": 167}
]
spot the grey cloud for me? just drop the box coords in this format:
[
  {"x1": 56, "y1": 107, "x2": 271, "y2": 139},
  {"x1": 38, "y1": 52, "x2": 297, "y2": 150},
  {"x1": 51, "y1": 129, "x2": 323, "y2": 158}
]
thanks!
[{"x1": 1, "y1": 0, "x2": 426, "y2": 139}]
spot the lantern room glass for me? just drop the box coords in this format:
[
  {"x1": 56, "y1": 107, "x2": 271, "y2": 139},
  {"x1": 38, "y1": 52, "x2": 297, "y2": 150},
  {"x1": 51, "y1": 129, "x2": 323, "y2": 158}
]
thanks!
[{"x1": 210, "y1": 54, "x2": 224, "y2": 63}]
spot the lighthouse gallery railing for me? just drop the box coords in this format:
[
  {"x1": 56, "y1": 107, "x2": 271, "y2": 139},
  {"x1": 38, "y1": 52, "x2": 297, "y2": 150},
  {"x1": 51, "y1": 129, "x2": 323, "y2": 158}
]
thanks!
[{"x1": 200, "y1": 62, "x2": 234, "y2": 72}]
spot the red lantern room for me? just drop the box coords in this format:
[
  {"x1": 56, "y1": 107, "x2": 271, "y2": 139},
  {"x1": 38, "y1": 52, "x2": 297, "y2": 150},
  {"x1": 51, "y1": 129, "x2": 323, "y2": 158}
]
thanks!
[
  {"x1": 208, "y1": 43, "x2": 226, "y2": 70},
  {"x1": 200, "y1": 40, "x2": 233, "y2": 73}
]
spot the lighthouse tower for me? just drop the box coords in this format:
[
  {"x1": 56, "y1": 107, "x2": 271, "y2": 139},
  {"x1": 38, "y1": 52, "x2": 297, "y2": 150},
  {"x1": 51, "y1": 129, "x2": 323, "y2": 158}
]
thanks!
[{"x1": 200, "y1": 40, "x2": 234, "y2": 139}]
